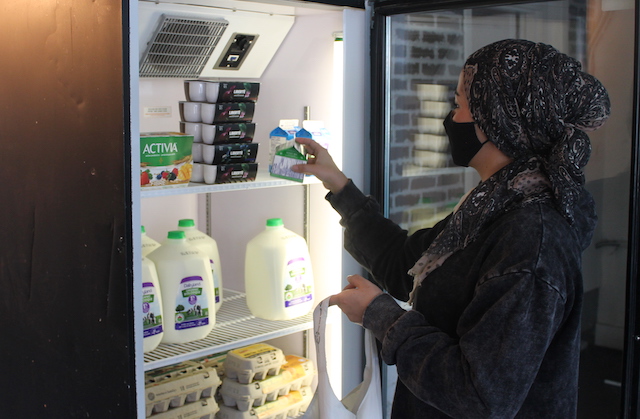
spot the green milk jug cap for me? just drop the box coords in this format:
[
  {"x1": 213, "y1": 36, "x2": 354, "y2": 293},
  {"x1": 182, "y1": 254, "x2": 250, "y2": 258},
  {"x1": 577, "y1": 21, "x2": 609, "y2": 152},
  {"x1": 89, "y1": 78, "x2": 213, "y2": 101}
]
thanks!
[
  {"x1": 141, "y1": 225, "x2": 146, "y2": 233},
  {"x1": 266, "y1": 218, "x2": 284, "y2": 227},
  {"x1": 178, "y1": 219, "x2": 195, "y2": 227},
  {"x1": 167, "y1": 230, "x2": 186, "y2": 240}
]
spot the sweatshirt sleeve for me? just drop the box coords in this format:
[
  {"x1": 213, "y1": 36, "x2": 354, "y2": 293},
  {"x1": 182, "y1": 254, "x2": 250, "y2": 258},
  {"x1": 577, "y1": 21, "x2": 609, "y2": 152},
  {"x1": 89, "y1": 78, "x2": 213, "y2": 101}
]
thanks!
[
  {"x1": 327, "y1": 180, "x2": 447, "y2": 301},
  {"x1": 362, "y1": 271, "x2": 568, "y2": 419}
]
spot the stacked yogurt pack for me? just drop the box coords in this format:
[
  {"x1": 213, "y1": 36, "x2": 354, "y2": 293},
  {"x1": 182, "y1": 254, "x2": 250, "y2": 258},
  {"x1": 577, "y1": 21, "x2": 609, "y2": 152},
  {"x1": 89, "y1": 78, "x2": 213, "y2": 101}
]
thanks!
[
  {"x1": 180, "y1": 81, "x2": 260, "y2": 184},
  {"x1": 411, "y1": 83, "x2": 453, "y2": 170},
  {"x1": 202, "y1": 343, "x2": 316, "y2": 419}
]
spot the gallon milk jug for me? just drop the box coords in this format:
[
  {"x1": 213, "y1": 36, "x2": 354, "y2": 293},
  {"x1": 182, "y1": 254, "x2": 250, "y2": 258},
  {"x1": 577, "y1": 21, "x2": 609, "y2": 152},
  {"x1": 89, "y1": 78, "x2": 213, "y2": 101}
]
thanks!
[
  {"x1": 147, "y1": 231, "x2": 215, "y2": 344},
  {"x1": 245, "y1": 218, "x2": 314, "y2": 320},
  {"x1": 141, "y1": 225, "x2": 161, "y2": 257},
  {"x1": 142, "y1": 256, "x2": 163, "y2": 353},
  {"x1": 177, "y1": 219, "x2": 224, "y2": 312}
]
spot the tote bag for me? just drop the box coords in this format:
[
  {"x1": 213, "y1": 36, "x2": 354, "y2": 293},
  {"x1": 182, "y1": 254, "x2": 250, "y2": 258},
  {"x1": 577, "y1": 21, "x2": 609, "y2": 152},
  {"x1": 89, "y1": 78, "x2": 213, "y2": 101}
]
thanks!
[{"x1": 300, "y1": 296, "x2": 383, "y2": 419}]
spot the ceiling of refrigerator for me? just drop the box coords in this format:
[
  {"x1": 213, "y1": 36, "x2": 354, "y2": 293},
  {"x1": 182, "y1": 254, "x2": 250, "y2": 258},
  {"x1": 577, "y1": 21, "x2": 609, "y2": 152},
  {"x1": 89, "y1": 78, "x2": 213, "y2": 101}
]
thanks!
[{"x1": 138, "y1": 1, "x2": 295, "y2": 79}]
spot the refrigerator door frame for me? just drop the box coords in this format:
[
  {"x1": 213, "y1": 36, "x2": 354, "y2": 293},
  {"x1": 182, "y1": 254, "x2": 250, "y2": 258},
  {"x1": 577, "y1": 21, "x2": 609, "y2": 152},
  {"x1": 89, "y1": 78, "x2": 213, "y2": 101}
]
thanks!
[{"x1": 369, "y1": 0, "x2": 640, "y2": 417}]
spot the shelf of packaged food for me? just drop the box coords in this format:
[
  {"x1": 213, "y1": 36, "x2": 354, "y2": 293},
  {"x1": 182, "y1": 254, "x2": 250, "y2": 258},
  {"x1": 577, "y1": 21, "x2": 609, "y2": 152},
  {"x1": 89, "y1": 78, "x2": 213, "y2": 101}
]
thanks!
[
  {"x1": 140, "y1": 170, "x2": 319, "y2": 198},
  {"x1": 143, "y1": 289, "x2": 313, "y2": 371}
]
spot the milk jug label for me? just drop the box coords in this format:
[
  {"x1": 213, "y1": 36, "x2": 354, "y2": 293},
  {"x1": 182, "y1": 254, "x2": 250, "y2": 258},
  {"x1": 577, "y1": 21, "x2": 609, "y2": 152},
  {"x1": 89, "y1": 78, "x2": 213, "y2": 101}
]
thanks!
[
  {"x1": 284, "y1": 257, "x2": 313, "y2": 308},
  {"x1": 142, "y1": 282, "x2": 163, "y2": 338},
  {"x1": 175, "y1": 276, "x2": 210, "y2": 330},
  {"x1": 210, "y1": 259, "x2": 220, "y2": 304}
]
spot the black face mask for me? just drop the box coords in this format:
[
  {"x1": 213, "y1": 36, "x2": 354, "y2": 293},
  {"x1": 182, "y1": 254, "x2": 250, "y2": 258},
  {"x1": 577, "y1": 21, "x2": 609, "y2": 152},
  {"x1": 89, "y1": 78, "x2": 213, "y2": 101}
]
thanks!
[{"x1": 443, "y1": 110, "x2": 489, "y2": 167}]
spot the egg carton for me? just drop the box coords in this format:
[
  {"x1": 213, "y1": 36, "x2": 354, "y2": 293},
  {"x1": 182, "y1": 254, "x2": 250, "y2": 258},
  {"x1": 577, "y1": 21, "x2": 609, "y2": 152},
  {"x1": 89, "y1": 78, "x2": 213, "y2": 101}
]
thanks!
[
  {"x1": 149, "y1": 397, "x2": 219, "y2": 419},
  {"x1": 216, "y1": 387, "x2": 313, "y2": 419},
  {"x1": 145, "y1": 362, "x2": 221, "y2": 417},
  {"x1": 219, "y1": 355, "x2": 316, "y2": 411},
  {"x1": 223, "y1": 343, "x2": 286, "y2": 384},
  {"x1": 191, "y1": 352, "x2": 227, "y2": 377}
]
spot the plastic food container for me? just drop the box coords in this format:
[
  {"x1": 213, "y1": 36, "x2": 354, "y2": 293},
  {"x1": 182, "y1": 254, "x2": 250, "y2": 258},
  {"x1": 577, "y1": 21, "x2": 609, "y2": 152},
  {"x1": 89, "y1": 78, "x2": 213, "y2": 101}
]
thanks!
[
  {"x1": 140, "y1": 132, "x2": 193, "y2": 189},
  {"x1": 201, "y1": 123, "x2": 255, "y2": 145},
  {"x1": 202, "y1": 163, "x2": 258, "y2": 184}
]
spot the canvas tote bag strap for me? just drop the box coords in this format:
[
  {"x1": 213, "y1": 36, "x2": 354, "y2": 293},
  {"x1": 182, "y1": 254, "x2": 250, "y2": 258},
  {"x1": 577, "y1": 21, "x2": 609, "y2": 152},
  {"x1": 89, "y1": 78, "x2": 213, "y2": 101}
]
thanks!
[{"x1": 309, "y1": 296, "x2": 356, "y2": 419}]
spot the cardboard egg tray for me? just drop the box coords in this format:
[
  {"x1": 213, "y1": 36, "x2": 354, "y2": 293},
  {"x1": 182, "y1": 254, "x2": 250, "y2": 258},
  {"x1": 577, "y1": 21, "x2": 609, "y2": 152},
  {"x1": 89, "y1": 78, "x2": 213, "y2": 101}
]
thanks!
[
  {"x1": 216, "y1": 387, "x2": 314, "y2": 419},
  {"x1": 150, "y1": 397, "x2": 219, "y2": 419},
  {"x1": 191, "y1": 352, "x2": 227, "y2": 377},
  {"x1": 223, "y1": 343, "x2": 286, "y2": 384},
  {"x1": 219, "y1": 355, "x2": 316, "y2": 411},
  {"x1": 145, "y1": 361, "x2": 221, "y2": 417}
]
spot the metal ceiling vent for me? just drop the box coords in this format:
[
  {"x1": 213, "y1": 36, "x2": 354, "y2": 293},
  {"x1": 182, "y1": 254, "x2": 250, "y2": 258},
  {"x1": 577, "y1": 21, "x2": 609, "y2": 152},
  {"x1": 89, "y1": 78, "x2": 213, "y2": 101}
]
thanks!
[{"x1": 140, "y1": 15, "x2": 229, "y2": 78}]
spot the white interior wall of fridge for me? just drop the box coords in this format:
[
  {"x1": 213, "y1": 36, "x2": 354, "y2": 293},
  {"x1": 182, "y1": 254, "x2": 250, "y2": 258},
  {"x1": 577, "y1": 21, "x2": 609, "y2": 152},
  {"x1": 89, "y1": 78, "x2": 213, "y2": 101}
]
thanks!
[{"x1": 137, "y1": 3, "x2": 368, "y2": 403}]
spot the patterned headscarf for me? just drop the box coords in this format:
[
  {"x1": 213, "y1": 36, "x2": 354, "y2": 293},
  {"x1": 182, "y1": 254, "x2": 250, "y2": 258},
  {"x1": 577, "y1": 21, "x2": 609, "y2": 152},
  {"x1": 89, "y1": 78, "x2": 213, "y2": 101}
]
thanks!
[
  {"x1": 463, "y1": 39, "x2": 610, "y2": 222},
  {"x1": 407, "y1": 39, "x2": 610, "y2": 305}
]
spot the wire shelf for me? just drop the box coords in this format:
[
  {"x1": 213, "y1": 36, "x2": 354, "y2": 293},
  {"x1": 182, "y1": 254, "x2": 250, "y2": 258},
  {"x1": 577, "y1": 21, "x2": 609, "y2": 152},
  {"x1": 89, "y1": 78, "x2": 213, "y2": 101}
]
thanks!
[
  {"x1": 140, "y1": 170, "x2": 319, "y2": 198},
  {"x1": 143, "y1": 289, "x2": 313, "y2": 371}
]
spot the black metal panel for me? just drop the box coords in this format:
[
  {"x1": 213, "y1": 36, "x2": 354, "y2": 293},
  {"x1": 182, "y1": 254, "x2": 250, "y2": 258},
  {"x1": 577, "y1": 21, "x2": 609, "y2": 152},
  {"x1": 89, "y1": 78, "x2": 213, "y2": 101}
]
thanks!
[
  {"x1": 303, "y1": 0, "x2": 365, "y2": 8},
  {"x1": 0, "y1": 0, "x2": 135, "y2": 417},
  {"x1": 621, "y1": 3, "x2": 640, "y2": 418},
  {"x1": 373, "y1": 0, "x2": 553, "y2": 15},
  {"x1": 369, "y1": 10, "x2": 389, "y2": 208}
]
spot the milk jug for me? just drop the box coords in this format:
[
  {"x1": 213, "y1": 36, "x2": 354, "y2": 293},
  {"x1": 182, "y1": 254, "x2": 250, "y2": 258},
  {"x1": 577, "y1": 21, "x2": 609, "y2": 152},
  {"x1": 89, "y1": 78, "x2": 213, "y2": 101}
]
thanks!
[
  {"x1": 141, "y1": 225, "x2": 161, "y2": 257},
  {"x1": 177, "y1": 219, "x2": 224, "y2": 312},
  {"x1": 142, "y1": 256, "x2": 163, "y2": 352},
  {"x1": 147, "y1": 231, "x2": 215, "y2": 344},
  {"x1": 245, "y1": 218, "x2": 314, "y2": 320}
]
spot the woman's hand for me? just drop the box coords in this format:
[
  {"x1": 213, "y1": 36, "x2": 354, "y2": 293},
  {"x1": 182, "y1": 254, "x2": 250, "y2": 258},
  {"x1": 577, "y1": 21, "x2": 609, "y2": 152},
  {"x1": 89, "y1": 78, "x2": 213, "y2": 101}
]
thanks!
[
  {"x1": 329, "y1": 275, "x2": 383, "y2": 325},
  {"x1": 291, "y1": 137, "x2": 349, "y2": 194}
]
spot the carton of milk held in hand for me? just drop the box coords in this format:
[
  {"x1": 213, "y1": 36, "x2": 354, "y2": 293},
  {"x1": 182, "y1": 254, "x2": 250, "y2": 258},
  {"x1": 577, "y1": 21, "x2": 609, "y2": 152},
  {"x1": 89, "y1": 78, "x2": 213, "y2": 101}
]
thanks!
[{"x1": 269, "y1": 129, "x2": 311, "y2": 183}]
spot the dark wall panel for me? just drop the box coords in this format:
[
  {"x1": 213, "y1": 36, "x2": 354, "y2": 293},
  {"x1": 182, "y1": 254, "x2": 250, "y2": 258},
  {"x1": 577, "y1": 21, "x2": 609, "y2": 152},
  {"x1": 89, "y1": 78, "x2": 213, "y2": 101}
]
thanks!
[{"x1": 0, "y1": 0, "x2": 135, "y2": 417}]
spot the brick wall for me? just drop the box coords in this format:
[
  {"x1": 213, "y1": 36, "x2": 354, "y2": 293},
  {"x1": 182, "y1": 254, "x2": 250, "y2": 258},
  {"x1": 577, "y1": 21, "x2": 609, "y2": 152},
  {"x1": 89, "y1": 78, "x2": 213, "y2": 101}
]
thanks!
[{"x1": 387, "y1": 12, "x2": 468, "y2": 232}]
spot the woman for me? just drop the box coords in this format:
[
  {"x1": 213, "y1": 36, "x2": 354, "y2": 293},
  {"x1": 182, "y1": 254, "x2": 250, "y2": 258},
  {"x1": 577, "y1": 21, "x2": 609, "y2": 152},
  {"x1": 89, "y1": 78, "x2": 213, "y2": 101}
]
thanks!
[{"x1": 292, "y1": 39, "x2": 610, "y2": 418}]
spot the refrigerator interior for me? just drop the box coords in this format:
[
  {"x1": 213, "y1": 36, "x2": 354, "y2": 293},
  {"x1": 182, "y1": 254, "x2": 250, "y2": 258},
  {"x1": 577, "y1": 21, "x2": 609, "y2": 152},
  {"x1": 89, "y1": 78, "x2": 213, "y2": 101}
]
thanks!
[{"x1": 134, "y1": 1, "x2": 368, "y2": 417}]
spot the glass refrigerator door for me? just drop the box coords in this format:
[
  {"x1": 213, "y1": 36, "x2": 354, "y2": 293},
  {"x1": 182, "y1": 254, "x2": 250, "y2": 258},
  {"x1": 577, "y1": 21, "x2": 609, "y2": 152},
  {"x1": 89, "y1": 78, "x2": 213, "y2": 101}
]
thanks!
[{"x1": 370, "y1": 1, "x2": 638, "y2": 418}]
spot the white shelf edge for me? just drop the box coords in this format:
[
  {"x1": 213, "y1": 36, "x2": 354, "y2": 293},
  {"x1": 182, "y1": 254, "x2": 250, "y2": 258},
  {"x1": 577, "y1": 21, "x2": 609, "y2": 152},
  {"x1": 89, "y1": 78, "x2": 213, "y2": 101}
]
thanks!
[
  {"x1": 141, "y1": 170, "x2": 319, "y2": 198},
  {"x1": 143, "y1": 289, "x2": 313, "y2": 371}
]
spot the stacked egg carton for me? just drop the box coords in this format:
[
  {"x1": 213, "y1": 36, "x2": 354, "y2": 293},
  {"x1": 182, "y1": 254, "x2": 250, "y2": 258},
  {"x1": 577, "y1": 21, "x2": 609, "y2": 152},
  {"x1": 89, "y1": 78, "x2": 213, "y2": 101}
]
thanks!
[
  {"x1": 145, "y1": 360, "x2": 222, "y2": 419},
  {"x1": 216, "y1": 343, "x2": 316, "y2": 419},
  {"x1": 412, "y1": 83, "x2": 452, "y2": 171},
  {"x1": 180, "y1": 81, "x2": 260, "y2": 184}
]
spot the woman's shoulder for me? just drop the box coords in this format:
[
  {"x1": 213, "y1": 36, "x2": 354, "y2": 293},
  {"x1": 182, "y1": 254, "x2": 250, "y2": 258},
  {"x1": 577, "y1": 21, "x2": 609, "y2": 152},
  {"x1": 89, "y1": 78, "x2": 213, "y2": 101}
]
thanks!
[{"x1": 477, "y1": 203, "x2": 584, "y2": 289}]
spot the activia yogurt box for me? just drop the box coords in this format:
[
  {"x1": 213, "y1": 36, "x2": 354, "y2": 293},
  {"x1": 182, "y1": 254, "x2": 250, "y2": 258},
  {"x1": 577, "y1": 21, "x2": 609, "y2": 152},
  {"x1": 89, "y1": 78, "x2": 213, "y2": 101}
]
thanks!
[{"x1": 140, "y1": 132, "x2": 194, "y2": 189}]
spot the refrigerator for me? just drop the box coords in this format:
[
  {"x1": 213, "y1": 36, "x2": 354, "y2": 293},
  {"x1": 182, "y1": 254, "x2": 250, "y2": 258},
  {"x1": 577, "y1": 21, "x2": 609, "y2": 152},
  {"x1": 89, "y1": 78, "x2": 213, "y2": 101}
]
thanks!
[
  {"x1": 133, "y1": 1, "x2": 370, "y2": 418},
  {"x1": 1, "y1": 0, "x2": 639, "y2": 418}
]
